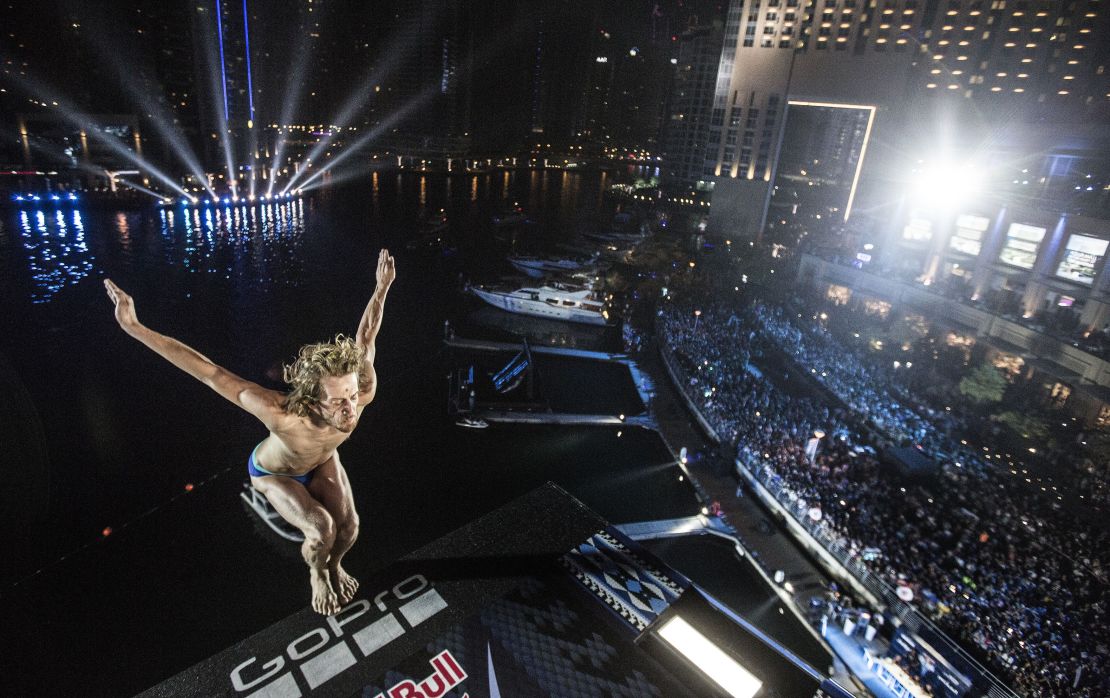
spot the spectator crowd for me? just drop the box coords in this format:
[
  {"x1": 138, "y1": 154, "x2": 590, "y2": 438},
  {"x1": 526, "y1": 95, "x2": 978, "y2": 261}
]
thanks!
[{"x1": 659, "y1": 298, "x2": 1109, "y2": 697}]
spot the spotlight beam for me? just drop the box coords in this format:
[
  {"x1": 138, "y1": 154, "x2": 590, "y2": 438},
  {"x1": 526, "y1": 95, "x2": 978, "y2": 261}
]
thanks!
[
  {"x1": 285, "y1": 7, "x2": 533, "y2": 196},
  {"x1": 6, "y1": 72, "x2": 191, "y2": 198},
  {"x1": 266, "y1": 22, "x2": 317, "y2": 197},
  {"x1": 279, "y1": 17, "x2": 442, "y2": 195},
  {"x1": 67, "y1": 14, "x2": 218, "y2": 199},
  {"x1": 199, "y1": 0, "x2": 239, "y2": 198},
  {"x1": 295, "y1": 85, "x2": 442, "y2": 193},
  {"x1": 0, "y1": 125, "x2": 127, "y2": 184},
  {"x1": 115, "y1": 177, "x2": 173, "y2": 202}
]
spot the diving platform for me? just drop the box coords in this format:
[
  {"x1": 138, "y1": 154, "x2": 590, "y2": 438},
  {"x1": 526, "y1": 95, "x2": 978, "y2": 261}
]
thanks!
[{"x1": 138, "y1": 483, "x2": 852, "y2": 698}]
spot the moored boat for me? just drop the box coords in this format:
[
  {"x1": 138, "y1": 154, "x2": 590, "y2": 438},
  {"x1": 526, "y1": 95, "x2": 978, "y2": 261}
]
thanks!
[
  {"x1": 507, "y1": 252, "x2": 599, "y2": 278},
  {"x1": 492, "y1": 202, "x2": 528, "y2": 227},
  {"x1": 468, "y1": 281, "x2": 611, "y2": 326}
]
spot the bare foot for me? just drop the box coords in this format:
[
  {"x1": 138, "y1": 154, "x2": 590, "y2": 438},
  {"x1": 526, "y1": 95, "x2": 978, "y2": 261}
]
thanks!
[
  {"x1": 330, "y1": 565, "x2": 359, "y2": 605},
  {"x1": 310, "y1": 572, "x2": 340, "y2": 615}
]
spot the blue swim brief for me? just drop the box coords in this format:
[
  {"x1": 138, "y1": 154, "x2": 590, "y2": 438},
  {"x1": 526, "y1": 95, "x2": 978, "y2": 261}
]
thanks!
[{"x1": 248, "y1": 444, "x2": 315, "y2": 486}]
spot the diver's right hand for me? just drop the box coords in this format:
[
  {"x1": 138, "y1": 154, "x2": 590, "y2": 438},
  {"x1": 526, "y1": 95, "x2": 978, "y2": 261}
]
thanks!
[{"x1": 104, "y1": 279, "x2": 140, "y2": 331}]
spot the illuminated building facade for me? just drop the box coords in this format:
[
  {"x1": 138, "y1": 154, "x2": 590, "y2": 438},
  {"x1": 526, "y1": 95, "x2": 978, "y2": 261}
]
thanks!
[
  {"x1": 799, "y1": 201, "x2": 1110, "y2": 423},
  {"x1": 882, "y1": 199, "x2": 1110, "y2": 327},
  {"x1": 676, "y1": 0, "x2": 1110, "y2": 239}
]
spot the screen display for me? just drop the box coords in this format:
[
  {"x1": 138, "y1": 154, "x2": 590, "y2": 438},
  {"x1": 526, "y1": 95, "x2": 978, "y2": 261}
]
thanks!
[
  {"x1": 998, "y1": 223, "x2": 1046, "y2": 269},
  {"x1": 1055, "y1": 234, "x2": 1109, "y2": 284},
  {"x1": 949, "y1": 214, "x2": 989, "y2": 256},
  {"x1": 903, "y1": 217, "x2": 933, "y2": 242}
]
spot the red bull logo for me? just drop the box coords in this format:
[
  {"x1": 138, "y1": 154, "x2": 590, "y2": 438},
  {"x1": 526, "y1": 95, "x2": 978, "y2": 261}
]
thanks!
[{"x1": 370, "y1": 650, "x2": 468, "y2": 698}]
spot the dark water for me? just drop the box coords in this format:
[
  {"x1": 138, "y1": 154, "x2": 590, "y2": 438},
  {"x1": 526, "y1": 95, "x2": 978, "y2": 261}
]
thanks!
[{"x1": 0, "y1": 167, "x2": 699, "y2": 694}]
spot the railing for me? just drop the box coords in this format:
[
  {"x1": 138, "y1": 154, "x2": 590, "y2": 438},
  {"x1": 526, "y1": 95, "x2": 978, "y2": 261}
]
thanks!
[{"x1": 741, "y1": 453, "x2": 1020, "y2": 698}]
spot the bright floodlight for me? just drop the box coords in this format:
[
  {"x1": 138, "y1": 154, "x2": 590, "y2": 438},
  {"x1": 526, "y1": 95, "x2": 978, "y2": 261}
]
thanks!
[
  {"x1": 657, "y1": 616, "x2": 763, "y2": 698},
  {"x1": 911, "y1": 160, "x2": 982, "y2": 207}
]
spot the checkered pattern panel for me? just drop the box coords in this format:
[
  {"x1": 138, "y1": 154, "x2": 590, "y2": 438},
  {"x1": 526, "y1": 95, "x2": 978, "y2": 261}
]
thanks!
[{"x1": 561, "y1": 530, "x2": 684, "y2": 631}]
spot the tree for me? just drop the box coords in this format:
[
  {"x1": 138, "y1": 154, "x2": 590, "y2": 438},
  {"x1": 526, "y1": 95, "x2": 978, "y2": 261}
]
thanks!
[
  {"x1": 958, "y1": 363, "x2": 1008, "y2": 405},
  {"x1": 997, "y1": 411, "x2": 1049, "y2": 442}
]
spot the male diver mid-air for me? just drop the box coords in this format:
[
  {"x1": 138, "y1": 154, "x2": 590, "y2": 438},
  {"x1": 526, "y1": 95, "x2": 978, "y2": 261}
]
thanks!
[{"x1": 104, "y1": 249, "x2": 396, "y2": 615}]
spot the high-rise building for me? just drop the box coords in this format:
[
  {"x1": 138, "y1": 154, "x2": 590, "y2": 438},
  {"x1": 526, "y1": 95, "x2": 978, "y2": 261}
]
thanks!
[
  {"x1": 376, "y1": 0, "x2": 472, "y2": 161},
  {"x1": 668, "y1": 0, "x2": 1110, "y2": 239},
  {"x1": 661, "y1": 18, "x2": 727, "y2": 186}
]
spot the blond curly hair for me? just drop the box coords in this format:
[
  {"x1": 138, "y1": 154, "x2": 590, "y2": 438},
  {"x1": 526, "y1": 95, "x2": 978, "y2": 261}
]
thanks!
[{"x1": 282, "y1": 335, "x2": 367, "y2": 417}]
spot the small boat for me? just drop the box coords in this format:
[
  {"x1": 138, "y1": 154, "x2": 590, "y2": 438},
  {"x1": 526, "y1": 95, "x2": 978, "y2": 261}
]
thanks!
[
  {"x1": 492, "y1": 203, "x2": 528, "y2": 227},
  {"x1": 581, "y1": 228, "x2": 646, "y2": 245},
  {"x1": 419, "y1": 209, "x2": 449, "y2": 234},
  {"x1": 469, "y1": 280, "x2": 612, "y2": 326},
  {"x1": 507, "y1": 252, "x2": 599, "y2": 278},
  {"x1": 405, "y1": 209, "x2": 452, "y2": 251},
  {"x1": 456, "y1": 416, "x2": 489, "y2": 429}
]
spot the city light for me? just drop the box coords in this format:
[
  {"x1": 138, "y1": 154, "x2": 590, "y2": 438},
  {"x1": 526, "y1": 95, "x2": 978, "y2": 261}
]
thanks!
[
  {"x1": 910, "y1": 159, "x2": 984, "y2": 207},
  {"x1": 279, "y1": 16, "x2": 443, "y2": 195},
  {"x1": 5, "y1": 71, "x2": 193, "y2": 199},
  {"x1": 656, "y1": 616, "x2": 763, "y2": 698}
]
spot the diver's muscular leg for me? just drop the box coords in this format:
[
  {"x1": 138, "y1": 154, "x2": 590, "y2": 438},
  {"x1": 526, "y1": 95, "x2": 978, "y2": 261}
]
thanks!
[
  {"x1": 253, "y1": 476, "x2": 341, "y2": 615},
  {"x1": 308, "y1": 453, "x2": 360, "y2": 604}
]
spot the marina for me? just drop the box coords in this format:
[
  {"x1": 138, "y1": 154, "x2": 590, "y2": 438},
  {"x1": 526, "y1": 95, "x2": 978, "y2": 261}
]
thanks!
[{"x1": 0, "y1": 170, "x2": 716, "y2": 696}]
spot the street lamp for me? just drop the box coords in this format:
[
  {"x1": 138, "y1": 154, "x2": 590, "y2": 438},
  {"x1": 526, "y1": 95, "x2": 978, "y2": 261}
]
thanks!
[{"x1": 694, "y1": 309, "x2": 702, "y2": 332}]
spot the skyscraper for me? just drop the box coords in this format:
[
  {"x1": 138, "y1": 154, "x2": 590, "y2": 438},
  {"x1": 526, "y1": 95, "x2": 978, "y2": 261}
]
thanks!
[
  {"x1": 661, "y1": 17, "x2": 727, "y2": 186},
  {"x1": 375, "y1": 0, "x2": 472, "y2": 161},
  {"x1": 668, "y1": 0, "x2": 1110, "y2": 239}
]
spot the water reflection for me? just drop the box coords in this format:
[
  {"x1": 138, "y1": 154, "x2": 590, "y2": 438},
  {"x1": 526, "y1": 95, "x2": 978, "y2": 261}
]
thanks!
[
  {"x1": 18, "y1": 208, "x2": 95, "y2": 303},
  {"x1": 157, "y1": 200, "x2": 306, "y2": 284},
  {"x1": 6, "y1": 169, "x2": 634, "y2": 307}
]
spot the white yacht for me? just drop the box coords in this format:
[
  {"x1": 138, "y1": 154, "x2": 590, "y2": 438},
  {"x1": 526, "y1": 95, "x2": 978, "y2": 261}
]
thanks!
[
  {"x1": 469, "y1": 281, "x2": 611, "y2": 326},
  {"x1": 507, "y1": 252, "x2": 599, "y2": 278}
]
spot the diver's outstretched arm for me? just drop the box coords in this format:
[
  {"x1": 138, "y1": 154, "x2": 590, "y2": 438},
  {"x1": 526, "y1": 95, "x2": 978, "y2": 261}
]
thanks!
[
  {"x1": 104, "y1": 278, "x2": 285, "y2": 427},
  {"x1": 354, "y1": 249, "x2": 394, "y2": 405}
]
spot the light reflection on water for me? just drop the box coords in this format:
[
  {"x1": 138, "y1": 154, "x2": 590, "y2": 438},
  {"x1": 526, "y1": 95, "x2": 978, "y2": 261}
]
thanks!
[
  {"x1": 156, "y1": 199, "x2": 306, "y2": 283},
  {"x1": 6, "y1": 167, "x2": 632, "y2": 307},
  {"x1": 18, "y1": 208, "x2": 94, "y2": 303}
]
